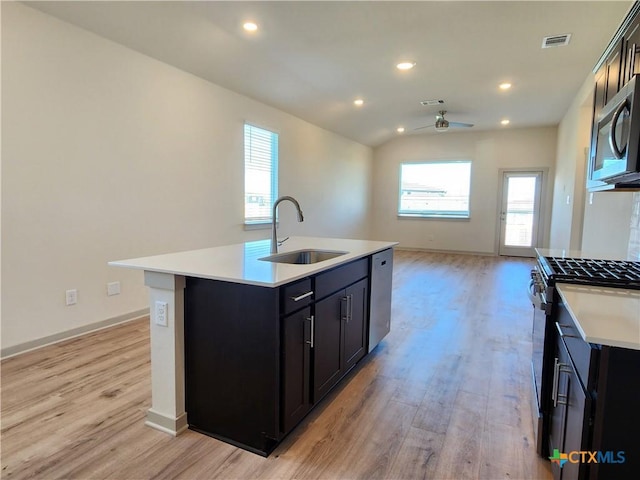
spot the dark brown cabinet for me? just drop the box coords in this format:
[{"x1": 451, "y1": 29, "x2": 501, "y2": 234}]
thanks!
[
  {"x1": 548, "y1": 331, "x2": 591, "y2": 480},
  {"x1": 313, "y1": 278, "x2": 368, "y2": 402},
  {"x1": 281, "y1": 306, "x2": 312, "y2": 434},
  {"x1": 605, "y1": 40, "x2": 624, "y2": 104},
  {"x1": 184, "y1": 255, "x2": 374, "y2": 456},
  {"x1": 587, "y1": 3, "x2": 640, "y2": 191},
  {"x1": 545, "y1": 301, "x2": 640, "y2": 480},
  {"x1": 622, "y1": 15, "x2": 640, "y2": 85}
]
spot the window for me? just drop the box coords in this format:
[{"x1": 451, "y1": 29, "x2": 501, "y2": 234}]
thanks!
[
  {"x1": 244, "y1": 124, "x2": 278, "y2": 224},
  {"x1": 398, "y1": 161, "x2": 471, "y2": 218}
]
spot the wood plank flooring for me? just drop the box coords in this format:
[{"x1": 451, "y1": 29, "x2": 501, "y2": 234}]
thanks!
[{"x1": 1, "y1": 250, "x2": 553, "y2": 479}]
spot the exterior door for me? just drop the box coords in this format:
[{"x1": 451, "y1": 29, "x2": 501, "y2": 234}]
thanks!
[{"x1": 499, "y1": 171, "x2": 543, "y2": 257}]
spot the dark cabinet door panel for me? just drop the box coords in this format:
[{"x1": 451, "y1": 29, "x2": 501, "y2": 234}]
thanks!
[
  {"x1": 343, "y1": 278, "x2": 368, "y2": 372},
  {"x1": 281, "y1": 307, "x2": 312, "y2": 434},
  {"x1": 313, "y1": 291, "x2": 344, "y2": 402}
]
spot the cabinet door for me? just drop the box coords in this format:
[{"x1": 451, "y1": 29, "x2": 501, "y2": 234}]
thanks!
[
  {"x1": 605, "y1": 39, "x2": 624, "y2": 104},
  {"x1": 281, "y1": 307, "x2": 312, "y2": 434},
  {"x1": 343, "y1": 278, "x2": 368, "y2": 372},
  {"x1": 560, "y1": 364, "x2": 590, "y2": 480},
  {"x1": 624, "y1": 17, "x2": 640, "y2": 85},
  {"x1": 549, "y1": 338, "x2": 590, "y2": 480},
  {"x1": 313, "y1": 290, "x2": 344, "y2": 402}
]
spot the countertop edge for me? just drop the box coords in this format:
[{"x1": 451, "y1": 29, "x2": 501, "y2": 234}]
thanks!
[
  {"x1": 109, "y1": 237, "x2": 399, "y2": 288},
  {"x1": 556, "y1": 283, "x2": 640, "y2": 351}
]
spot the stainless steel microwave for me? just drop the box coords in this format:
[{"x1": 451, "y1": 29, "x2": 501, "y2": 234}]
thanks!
[{"x1": 590, "y1": 76, "x2": 640, "y2": 185}]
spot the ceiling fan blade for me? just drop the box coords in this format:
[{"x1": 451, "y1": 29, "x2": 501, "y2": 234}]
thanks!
[
  {"x1": 414, "y1": 124, "x2": 435, "y2": 130},
  {"x1": 449, "y1": 121, "x2": 474, "y2": 128}
]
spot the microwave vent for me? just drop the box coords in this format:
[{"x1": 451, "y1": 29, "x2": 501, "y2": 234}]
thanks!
[{"x1": 542, "y1": 34, "x2": 571, "y2": 48}]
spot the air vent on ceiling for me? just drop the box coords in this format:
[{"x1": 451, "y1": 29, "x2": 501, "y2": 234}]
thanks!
[
  {"x1": 542, "y1": 33, "x2": 571, "y2": 48},
  {"x1": 420, "y1": 99, "x2": 445, "y2": 106}
]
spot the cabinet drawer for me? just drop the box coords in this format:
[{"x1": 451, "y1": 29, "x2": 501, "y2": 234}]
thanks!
[
  {"x1": 556, "y1": 302, "x2": 600, "y2": 392},
  {"x1": 281, "y1": 278, "x2": 313, "y2": 316},
  {"x1": 314, "y1": 257, "x2": 368, "y2": 301}
]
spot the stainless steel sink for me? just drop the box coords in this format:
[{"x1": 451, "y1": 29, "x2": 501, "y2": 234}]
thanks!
[{"x1": 259, "y1": 249, "x2": 348, "y2": 265}]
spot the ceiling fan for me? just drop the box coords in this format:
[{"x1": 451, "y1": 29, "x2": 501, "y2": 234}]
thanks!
[{"x1": 415, "y1": 110, "x2": 474, "y2": 132}]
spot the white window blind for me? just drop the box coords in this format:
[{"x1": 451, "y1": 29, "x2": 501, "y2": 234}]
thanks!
[
  {"x1": 398, "y1": 161, "x2": 472, "y2": 218},
  {"x1": 244, "y1": 124, "x2": 278, "y2": 223}
]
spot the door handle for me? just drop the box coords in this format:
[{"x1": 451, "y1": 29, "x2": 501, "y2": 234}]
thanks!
[
  {"x1": 291, "y1": 291, "x2": 313, "y2": 302},
  {"x1": 306, "y1": 315, "x2": 314, "y2": 348},
  {"x1": 341, "y1": 294, "x2": 353, "y2": 323},
  {"x1": 609, "y1": 100, "x2": 628, "y2": 159}
]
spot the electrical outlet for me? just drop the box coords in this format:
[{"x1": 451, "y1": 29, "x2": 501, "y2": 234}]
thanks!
[
  {"x1": 107, "y1": 281, "x2": 121, "y2": 296},
  {"x1": 155, "y1": 301, "x2": 168, "y2": 327},
  {"x1": 65, "y1": 289, "x2": 78, "y2": 306}
]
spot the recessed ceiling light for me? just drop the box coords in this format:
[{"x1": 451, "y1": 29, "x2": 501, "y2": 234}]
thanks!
[
  {"x1": 396, "y1": 62, "x2": 416, "y2": 71},
  {"x1": 243, "y1": 22, "x2": 258, "y2": 32},
  {"x1": 354, "y1": 98, "x2": 364, "y2": 106},
  {"x1": 501, "y1": 119, "x2": 510, "y2": 125},
  {"x1": 397, "y1": 127, "x2": 405, "y2": 133},
  {"x1": 499, "y1": 83, "x2": 512, "y2": 90}
]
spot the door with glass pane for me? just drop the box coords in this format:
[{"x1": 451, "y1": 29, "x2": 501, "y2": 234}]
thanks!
[{"x1": 499, "y1": 171, "x2": 543, "y2": 257}]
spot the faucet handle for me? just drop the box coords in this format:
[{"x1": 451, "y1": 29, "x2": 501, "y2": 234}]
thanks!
[{"x1": 277, "y1": 236, "x2": 290, "y2": 246}]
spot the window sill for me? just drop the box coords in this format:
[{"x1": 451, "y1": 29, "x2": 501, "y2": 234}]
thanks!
[
  {"x1": 244, "y1": 221, "x2": 275, "y2": 231},
  {"x1": 397, "y1": 213, "x2": 470, "y2": 221}
]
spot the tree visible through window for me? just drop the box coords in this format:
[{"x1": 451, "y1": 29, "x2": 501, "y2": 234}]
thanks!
[
  {"x1": 244, "y1": 124, "x2": 278, "y2": 223},
  {"x1": 398, "y1": 161, "x2": 472, "y2": 218}
]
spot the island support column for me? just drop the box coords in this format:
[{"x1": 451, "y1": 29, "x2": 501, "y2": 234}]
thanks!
[{"x1": 143, "y1": 271, "x2": 187, "y2": 435}]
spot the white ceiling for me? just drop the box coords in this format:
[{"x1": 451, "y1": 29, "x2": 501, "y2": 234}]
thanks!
[{"x1": 26, "y1": 1, "x2": 632, "y2": 147}]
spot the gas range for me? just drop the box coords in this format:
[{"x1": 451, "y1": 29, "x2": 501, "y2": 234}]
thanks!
[{"x1": 538, "y1": 256, "x2": 640, "y2": 290}]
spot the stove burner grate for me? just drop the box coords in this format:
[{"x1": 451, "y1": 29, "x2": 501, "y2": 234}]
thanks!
[{"x1": 544, "y1": 257, "x2": 640, "y2": 289}]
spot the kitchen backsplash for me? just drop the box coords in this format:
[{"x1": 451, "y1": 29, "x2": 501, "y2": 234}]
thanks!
[{"x1": 629, "y1": 192, "x2": 640, "y2": 261}]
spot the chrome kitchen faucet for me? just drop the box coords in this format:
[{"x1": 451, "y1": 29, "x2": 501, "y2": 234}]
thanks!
[{"x1": 271, "y1": 196, "x2": 304, "y2": 254}]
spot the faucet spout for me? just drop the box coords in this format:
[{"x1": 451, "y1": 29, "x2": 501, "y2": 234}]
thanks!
[{"x1": 271, "y1": 196, "x2": 304, "y2": 253}]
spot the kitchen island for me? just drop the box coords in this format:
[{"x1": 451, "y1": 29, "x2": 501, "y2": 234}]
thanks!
[{"x1": 110, "y1": 236, "x2": 397, "y2": 455}]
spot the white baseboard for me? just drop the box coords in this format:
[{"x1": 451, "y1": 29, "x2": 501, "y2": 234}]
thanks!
[{"x1": 1, "y1": 308, "x2": 149, "y2": 359}]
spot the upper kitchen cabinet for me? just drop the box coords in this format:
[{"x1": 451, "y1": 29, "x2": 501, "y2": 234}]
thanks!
[
  {"x1": 588, "y1": 2, "x2": 640, "y2": 192},
  {"x1": 622, "y1": 14, "x2": 640, "y2": 85}
]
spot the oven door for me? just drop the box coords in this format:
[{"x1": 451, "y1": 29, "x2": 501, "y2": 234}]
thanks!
[{"x1": 530, "y1": 269, "x2": 551, "y2": 455}]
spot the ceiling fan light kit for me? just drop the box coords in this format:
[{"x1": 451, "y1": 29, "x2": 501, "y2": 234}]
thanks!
[{"x1": 415, "y1": 110, "x2": 474, "y2": 132}]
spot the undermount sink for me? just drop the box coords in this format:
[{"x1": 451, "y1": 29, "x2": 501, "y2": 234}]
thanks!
[{"x1": 259, "y1": 249, "x2": 348, "y2": 265}]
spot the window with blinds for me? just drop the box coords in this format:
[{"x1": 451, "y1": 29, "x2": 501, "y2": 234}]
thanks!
[{"x1": 244, "y1": 124, "x2": 278, "y2": 223}]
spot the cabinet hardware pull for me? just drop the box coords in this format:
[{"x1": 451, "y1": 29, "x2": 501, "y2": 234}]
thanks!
[
  {"x1": 291, "y1": 291, "x2": 313, "y2": 302},
  {"x1": 341, "y1": 296, "x2": 349, "y2": 322},
  {"x1": 306, "y1": 315, "x2": 314, "y2": 348},
  {"x1": 347, "y1": 294, "x2": 353, "y2": 323},
  {"x1": 557, "y1": 393, "x2": 568, "y2": 406},
  {"x1": 552, "y1": 357, "x2": 560, "y2": 407}
]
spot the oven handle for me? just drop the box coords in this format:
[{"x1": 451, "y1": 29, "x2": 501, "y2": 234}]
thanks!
[
  {"x1": 555, "y1": 321, "x2": 580, "y2": 339},
  {"x1": 609, "y1": 100, "x2": 628, "y2": 160},
  {"x1": 529, "y1": 269, "x2": 550, "y2": 313},
  {"x1": 528, "y1": 279, "x2": 536, "y2": 304}
]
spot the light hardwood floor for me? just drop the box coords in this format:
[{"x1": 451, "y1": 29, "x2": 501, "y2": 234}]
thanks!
[{"x1": 1, "y1": 250, "x2": 553, "y2": 480}]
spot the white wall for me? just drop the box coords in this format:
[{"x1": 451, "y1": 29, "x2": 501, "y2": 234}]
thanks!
[
  {"x1": 1, "y1": 3, "x2": 373, "y2": 353},
  {"x1": 371, "y1": 127, "x2": 557, "y2": 253}
]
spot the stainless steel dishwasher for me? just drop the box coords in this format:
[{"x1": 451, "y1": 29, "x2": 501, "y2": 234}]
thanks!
[{"x1": 368, "y1": 248, "x2": 393, "y2": 352}]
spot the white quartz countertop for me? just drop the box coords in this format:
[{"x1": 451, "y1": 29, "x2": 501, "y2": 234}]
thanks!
[
  {"x1": 556, "y1": 283, "x2": 640, "y2": 350},
  {"x1": 109, "y1": 236, "x2": 398, "y2": 287}
]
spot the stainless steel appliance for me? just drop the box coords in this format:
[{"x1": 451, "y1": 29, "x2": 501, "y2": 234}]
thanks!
[
  {"x1": 590, "y1": 75, "x2": 640, "y2": 185},
  {"x1": 369, "y1": 248, "x2": 393, "y2": 352},
  {"x1": 529, "y1": 253, "x2": 640, "y2": 457}
]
